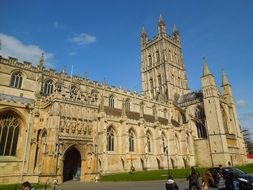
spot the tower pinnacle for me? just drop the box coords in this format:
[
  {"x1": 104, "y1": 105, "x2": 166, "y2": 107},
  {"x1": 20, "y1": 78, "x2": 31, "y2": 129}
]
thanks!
[
  {"x1": 222, "y1": 70, "x2": 230, "y2": 86},
  {"x1": 202, "y1": 58, "x2": 211, "y2": 76},
  {"x1": 158, "y1": 14, "x2": 166, "y2": 36}
]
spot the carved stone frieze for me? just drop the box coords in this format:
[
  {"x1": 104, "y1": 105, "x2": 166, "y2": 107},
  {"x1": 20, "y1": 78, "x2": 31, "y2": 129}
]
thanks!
[{"x1": 60, "y1": 117, "x2": 93, "y2": 137}]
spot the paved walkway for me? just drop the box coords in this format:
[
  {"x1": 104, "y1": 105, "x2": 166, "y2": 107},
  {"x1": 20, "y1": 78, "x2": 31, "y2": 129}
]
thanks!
[{"x1": 40, "y1": 179, "x2": 217, "y2": 190}]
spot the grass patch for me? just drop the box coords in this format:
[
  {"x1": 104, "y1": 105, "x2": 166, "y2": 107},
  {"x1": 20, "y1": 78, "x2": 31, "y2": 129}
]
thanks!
[
  {"x1": 0, "y1": 183, "x2": 46, "y2": 190},
  {"x1": 237, "y1": 163, "x2": 253, "y2": 173},
  {"x1": 101, "y1": 168, "x2": 204, "y2": 181},
  {"x1": 101, "y1": 164, "x2": 253, "y2": 181}
]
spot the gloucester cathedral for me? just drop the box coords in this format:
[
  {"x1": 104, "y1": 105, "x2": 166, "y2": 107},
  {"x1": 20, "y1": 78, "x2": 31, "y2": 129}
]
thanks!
[{"x1": 0, "y1": 16, "x2": 247, "y2": 184}]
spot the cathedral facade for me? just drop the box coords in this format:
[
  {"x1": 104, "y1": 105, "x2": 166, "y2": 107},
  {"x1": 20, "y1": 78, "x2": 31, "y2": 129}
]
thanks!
[{"x1": 0, "y1": 16, "x2": 247, "y2": 184}]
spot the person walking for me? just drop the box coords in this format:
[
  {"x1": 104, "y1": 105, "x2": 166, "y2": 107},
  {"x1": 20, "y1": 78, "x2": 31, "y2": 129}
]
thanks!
[
  {"x1": 165, "y1": 175, "x2": 179, "y2": 190},
  {"x1": 201, "y1": 170, "x2": 214, "y2": 190},
  {"x1": 217, "y1": 170, "x2": 226, "y2": 190},
  {"x1": 188, "y1": 168, "x2": 201, "y2": 190}
]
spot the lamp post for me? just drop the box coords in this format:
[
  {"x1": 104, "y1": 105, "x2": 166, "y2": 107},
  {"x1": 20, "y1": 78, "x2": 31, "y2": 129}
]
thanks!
[{"x1": 164, "y1": 145, "x2": 170, "y2": 176}]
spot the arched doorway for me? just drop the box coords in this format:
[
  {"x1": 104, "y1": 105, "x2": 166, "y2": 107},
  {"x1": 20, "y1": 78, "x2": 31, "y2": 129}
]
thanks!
[{"x1": 63, "y1": 147, "x2": 81, "y2": 182}]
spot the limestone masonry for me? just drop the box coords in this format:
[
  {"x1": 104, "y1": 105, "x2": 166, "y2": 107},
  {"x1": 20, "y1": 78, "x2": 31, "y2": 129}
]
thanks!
[{"x1": 0, "y1": 16, "x2": 247, "y2": 184}]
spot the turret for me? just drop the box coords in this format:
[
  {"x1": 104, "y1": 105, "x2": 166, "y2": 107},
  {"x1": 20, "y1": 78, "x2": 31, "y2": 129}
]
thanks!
[
  {"x1": 37, "y1": 53, "x2": 44, "y2": 70},
  {"x1": 141, "y1": 26, "x2": 148, "y2": 48},
  {"x1": 201, "y1": 59, "x2": 220, "y2": 98},
  {"x1": 172, "y1": 24, "x2": 181, "y2": 44},
  {"x1": 221, "y1": 70, "x2": 234, "y2": 104},
  {"x1": 158, "y1": 14, "x2": 167, "y2": 37}
]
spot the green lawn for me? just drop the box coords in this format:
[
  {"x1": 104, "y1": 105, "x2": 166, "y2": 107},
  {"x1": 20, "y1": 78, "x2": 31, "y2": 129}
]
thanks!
[{"x1": 101, "y1": 164, "x2": 253, "y2": 181}]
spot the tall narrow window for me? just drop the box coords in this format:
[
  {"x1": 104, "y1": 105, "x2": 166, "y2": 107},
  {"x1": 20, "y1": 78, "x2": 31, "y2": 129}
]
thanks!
[
  {"x1": 195, "y1": 106, "x2": 207, "y2": 138},
  {"x1": 150, "y1": 78, "x2": 153, "y2": 90},
  {"x1": 156, "y1": 51, "x2": 160, "y2": 62},
  {"x1": 129, "y1": 130, "x2": 135, "y2": 152},
  {"x1": 109, "y1": 95, "x2": 114, "y2": 108},
  {"x1": 147, "y1": 132, "x2": 152, "y2": 153},
  {"x1": 140, "y1": 102, "x2": 144, "y2": 117},
  {"x1": 44, "y1": 80, "x2": 54, "y2": 95},
  {"x1": 107, "y1": 127, "x2": 115, "y2": 151},
  {"x1": 158, "y1": 75, "x2": 162, "y2": 93},
  {"x1": 148, "y1": 54, "x2": 152, "y2": 66},
  {"x1": 10, "y1": 72, "x2": 23, "y2": 89},
  {"x1": 70, "y1": 85, "x2": 78, "y2": 98},
  {"x1": 125, "y1": 99, "x2": 130, "y2": 112},
  {"x1": 162, "y1": 134, "x2": 167, "y2": 154},
  {"x1": 0, "y1": 111, "x2": 21, "y2": 156}
]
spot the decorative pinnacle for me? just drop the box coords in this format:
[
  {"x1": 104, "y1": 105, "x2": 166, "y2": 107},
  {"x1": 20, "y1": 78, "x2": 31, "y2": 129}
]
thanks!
[
  {"x1": 202, "y1": 57, "x2": 211, "y2": 76},
  {"x1": 222, "y1": 70, "x2": 230, "y2": 86},
  {"x1": 159, "y1": 14, "x2": 164, "y2": 22},
  {"x1": 39, "y1": 52, "x2": 44, "y2": 67},
  {"x1": 173, "y1": 24, "x2": 179, "y2": 33}
]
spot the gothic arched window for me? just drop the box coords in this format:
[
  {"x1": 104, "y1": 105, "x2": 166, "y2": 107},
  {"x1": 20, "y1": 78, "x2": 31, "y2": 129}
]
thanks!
[
  {"x1": 221, "y1": 106, "x2": 229, "y2": 134},
  {"x1": 175, "y1": 134, "x2": 180, "y2": 153},
  {"x1": 44, "y1": 80, "x2": 54, "y2": 95},
  {"x1": 107, "y1": 127, "x2": 115, "y2": 151},
  {"x1": 162, "y1": 134, "x2": 167, "y2": 154},
  {"x1": 195, "y1": 106, "x2": 207, "y2": 138},
  {"x1": 147, "y1": 132, "x2": 152, "y2": 153},
  {"x1": 156, "y1": 51, "x2": 160, "y2": 62},
  {"x1": 10, "y1": 72, "x2": 23, "y2": 89},
  {"x1": 140, "y1": 101, "x2": 144, "y2": 116},
  {"x1": 109, "y1": 95, "x2": 114, "y2": 108},
  {"x1": 158, "y1": 75, "x2": 162, "y2": 93},
  {"x1": 70, "y1": 85, "x2": 78, "y2": 98},
  {"x1": 0, "y1": 111, "x2": 21, "y2": 156},
  {"x1": 129, "y1": 130, "x2": 135, "y2": 152},
  {"x1": 125, "y1": 99, "x2": 130, "y2": 112},
  {"x1": 148, "y1": 54, "x2": 152, "y2": 66}
]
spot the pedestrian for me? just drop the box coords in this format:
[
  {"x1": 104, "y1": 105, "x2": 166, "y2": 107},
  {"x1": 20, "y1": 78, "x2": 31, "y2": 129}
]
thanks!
[
  {"x1": 201, "y1": 170, "x2": 214, "y2": 190},
  {"x1": 22, "y1": 181, "x2": 35, "y2": 190},
  {"x1": 165, "y1": 175, "x2": 179, "y2": 190},
  {"x1": 188, "y1": 169, "x2": 201, "y2": 190},
  {"x1": 216, "y1": 170, "x2": 226, "y2": 190}
]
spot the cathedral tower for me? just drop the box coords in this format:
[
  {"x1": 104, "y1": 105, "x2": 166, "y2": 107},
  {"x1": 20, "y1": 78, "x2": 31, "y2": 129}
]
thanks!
[
  {"x1": 141, "y1": 15, "x2": 189, "y2": 101},
  {"x1": 201, "y1": 62, "x2": 231, "y2": 166}
]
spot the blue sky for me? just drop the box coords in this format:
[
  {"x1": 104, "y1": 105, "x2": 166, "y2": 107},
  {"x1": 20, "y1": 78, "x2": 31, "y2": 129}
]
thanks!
[{"x1": 0, "y1": 0, "x2": 252, "y2": 137}]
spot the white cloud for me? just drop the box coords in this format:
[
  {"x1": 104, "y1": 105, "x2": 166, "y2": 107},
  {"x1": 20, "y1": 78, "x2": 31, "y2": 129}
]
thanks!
[
  {"x1": 68, "y1": 33, "x2": 96, "y2": 46},
  {"x1": 237, "y1": 99, "x2": 246, "y2": 108},
  {"x1": 53, "y1": 21, "x2": 59, "y2": 29},
  {"x1": 0, "y1": 33, "x2": 54, "y2": 67}
]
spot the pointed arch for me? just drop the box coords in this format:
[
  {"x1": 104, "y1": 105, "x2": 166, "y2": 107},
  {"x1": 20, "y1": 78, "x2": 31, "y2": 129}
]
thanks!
[
  {"x1": 107, "y1": 126, "x2": 115, "y2": 151},
  {"x1": 146, "y1": 130, "x2": 152, "y2": 153},
  {"x1": 109, "y1": 94, "x2": 115, "y2": 108},
  {"x1": 195, "y1": 105, "x2": 207, "y2": 138},
  {"x1": 44, "y1": 79, "x2": 54, "y2": 96},
  {"x1": 220, "y1": 105, "x2": 229, "y2": 133},
  {"x1": 10, "y1": 71, "x2": 23, "y2": 89},
  {"x1": 128, "y1": 128, "x2": 135, "y2": 152},
  {"x1": 0, "y1": 110, "x2": 22, "y2": 156}
]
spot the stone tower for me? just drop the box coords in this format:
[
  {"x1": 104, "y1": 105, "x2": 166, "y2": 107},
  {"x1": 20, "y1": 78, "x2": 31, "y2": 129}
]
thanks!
[
  {"x1": 201, "y1": 62, "x2": 231, "y2": 166},
  {"x1": 141, "y1": 15, "x2": 189, "y2": 101}
]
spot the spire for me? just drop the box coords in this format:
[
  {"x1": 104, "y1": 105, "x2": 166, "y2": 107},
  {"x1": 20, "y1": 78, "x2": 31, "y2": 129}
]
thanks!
[
  {"x1": 222, "y1": 70, "x2": 230, "y2": 86},
  {"x1": 159, "y1": 14, "x2": 164, "y2": 23},
  {"x1": 141, "y1": 26, "x2": 146, "y2": 33},
  {"x1": 202, "y1": 57, "x2": 211, "y2": 76},
  {"x1": 141, "y1": 26, "x2": 148, "y2": 47},
  {"x1": 141, "y1": 26, "x2": 147, "y2": 37},
  {"x1": 158, "y1": 14, "x2": 166, "y2": 37},
  {"x1": 37, "y1": 53, "x2": 45, "y2": 71},
  {"x1": 39, "y1": 53, "x2": 44, "y2": 66},
  {"x1": 173, "y1": 24, "x2": 179, "y2": 34}
]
